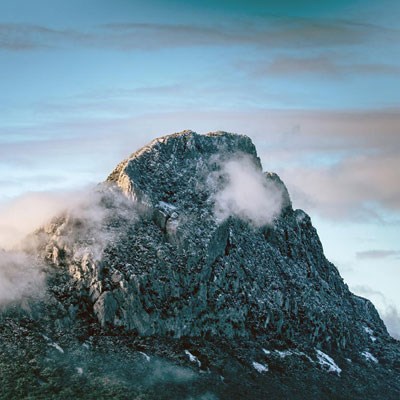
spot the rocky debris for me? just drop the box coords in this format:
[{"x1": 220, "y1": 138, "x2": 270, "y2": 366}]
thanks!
[{"x1": 1, "y1": 130, "x2": 399, "y2": 399}]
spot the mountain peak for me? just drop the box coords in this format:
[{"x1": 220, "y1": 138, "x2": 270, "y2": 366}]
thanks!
[
  {"x1": 97, "y1": 131, "x2": 386, "y2": 348},
  {"x1": 107, "y1": 130, "x2": 260, "y2": 201}
]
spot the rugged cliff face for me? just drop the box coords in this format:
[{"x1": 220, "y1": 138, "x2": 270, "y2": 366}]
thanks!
[{"x1": 1, "y1": 131, "x2": 399, "y2": 399}]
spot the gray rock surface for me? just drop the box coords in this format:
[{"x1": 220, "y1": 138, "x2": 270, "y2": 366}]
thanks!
[{"x1": 43, "y1": 131, "x2": 387, "y2": 346}]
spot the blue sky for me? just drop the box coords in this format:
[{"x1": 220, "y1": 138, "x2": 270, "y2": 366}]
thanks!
[{"x1": 0, "y1": 0, "x2": 399, "y2": 336}]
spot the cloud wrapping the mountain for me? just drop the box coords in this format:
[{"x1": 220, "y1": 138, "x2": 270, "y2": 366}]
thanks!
[
  {"x1": 211, "y1": 154, "x2": 283, "y2": 226},
  {"x1": 0, "y1": 250, "x2": 44, "y2": 306},
  {"x1": 0, "y1": 189, "x2": 93, "y2": 250},
  {"x1": 0, "y1": 186, "x2": 137, "y2": 305}
]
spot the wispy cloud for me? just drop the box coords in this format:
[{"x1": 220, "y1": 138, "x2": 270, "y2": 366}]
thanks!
[
  {"x1": 210, "y1": 153, "x2": 284, "y2": 226},
  {"x1": 356, "y1": 250, "x2": 400, "y2": 260},
  {"x1": 0, "y1": 189, "x2": 89, "y2": 249},
  {"x1": 244, "y1": 55, "x2": 400, "y2": 78},
  {"x1": 352, "y1": 284, "x2": 400, "y2": 339},
  {"x1": 0, "y1": 23, "x2": 86, "y2": 51},
  {"x1": 351, "y1": 285, "x2": 387, "y2": 301},
  {"x1": 281, "y1": 152, "x2": 400, "y2": 219},
  {"x1": 1, "y1": 106, "x2": 399, "y2": 221},
  {"x1": 0, "y1": 250, "x2": 44, "y2": 306},
  {"x1": 99, "y1": 18, "x2": 400, "y2": 50},
  {"x1": 1, "y1": 17, "x2": 397, "y2": 52}
]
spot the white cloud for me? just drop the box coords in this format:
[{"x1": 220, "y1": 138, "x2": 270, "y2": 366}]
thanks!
[
  {"x1": 0, "y1": 189, "x2": 93, "y2": 250},
  {"x1": 210, "y1": 154, "x2": 283, "y2": 227},
  {"x1": 0, "y1": 185, "x2": 138, "y2": 306},
  {"x1": 0, "y1": 250, "x2": 44, "y2": 306}
]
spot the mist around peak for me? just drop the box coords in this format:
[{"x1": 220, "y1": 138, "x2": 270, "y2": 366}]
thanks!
[
  {"x1": 0, "y1": 250, "x2": 44, "y2": 306},
  {"x1": 209, "y1": 153, "x2": 284, "y2": 226},
  {"x1": 0, "y1": 185, "x2": 138, "y2": 307}
]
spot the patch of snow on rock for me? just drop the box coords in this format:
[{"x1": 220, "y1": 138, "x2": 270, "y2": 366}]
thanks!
[
  {"x1": 316, "y1": 350, "x2": 341, "y2": 375},
  {"x1": 262, "y1": 348, "x2": 271, "y2": 355},
  {"x1": 138, "y1": 351, "x2": 150, "y2": 362},
  {"x1": 275, "y1": 350, "x2": 292, "y2": 358},
  {"x1": 185, "y1": 350, "x2": 201, "y2": 367},
  {"x1": 364, "y1": 326, "x2": 377, "y2": 342},
  {"x1": 252, "y1": 361, "x2": 268, "y2": 373},
  {"x1": 364, "y1": 326, "x2": 373, "y2": 335},
  {"x1": 48, "y1": 342, "x2": 64, "y2": 354},
  {"x1": 42, "y1": 335, "x2": 64, "y2": 354},
  {"x1": 362, "y1": 351, "x2": 378, "y2": 363}
]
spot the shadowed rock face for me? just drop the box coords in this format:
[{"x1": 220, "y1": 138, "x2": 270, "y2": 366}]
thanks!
[
  {"x1": 38, "y1": 131, "x2": 387, "y2": 348},
  {"x1": 2, "y1": 130, "x2": 399, "y2": 400}
]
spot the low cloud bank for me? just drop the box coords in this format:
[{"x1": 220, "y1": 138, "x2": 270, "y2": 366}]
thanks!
[
  {"x1": 0, "y1": 185, "x2": 137, "y2": 306},
  {"x1": 210, "y1": 154, "x2": 283, "y2": 227},
  {"x1": 0, "y1": 250, "x2": 44, "y2": 306},
  {"x1": 0, "y1": 191, "x2": 80, "y2": 306},
  {"x1": 0, "y1": 189, "x2": 96, "y2": 251},
  {"x1": 50, "y1": 186, "x2": 138, "y2": 262}
]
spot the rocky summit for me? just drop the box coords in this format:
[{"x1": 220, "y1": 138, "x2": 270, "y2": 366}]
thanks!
[{"x1": 0, "y1": 130, "x2": 399, "y2": 399}]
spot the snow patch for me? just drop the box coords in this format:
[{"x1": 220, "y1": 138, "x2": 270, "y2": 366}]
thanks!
[
  {"x1": 363, "y1": 326, "x2": 373, "y2": 335},
  {"x1": 262, "y1": 348, "x2": 271, "y2": 355},
  {"x1": 272, "y1": 348, "x2": 313, "y2": 363},
  {"x1": 48, "y1": 342, "x2": 64, "y2": 354},
  {"x1": 316, "y1": 350, "x2": 341, "y2": 375},
  {"x1": 361, "y1": 351, "x2": 378, "y2": 363},
  {"x1": 252, "y1": 361, "x2": 268, "y2": 373},
  {"x1": 275, "y1": 350, "x2": 292, "y2": 358},
  {"x1": 76, "y1": 367, "x2": 83, "y2": 375},
  {"x1": 42, "y1": 334, "x2": 64, "y2": 354},
  {"x1": 139, "y1": 351, "x2": 150, "y2": 362},
  {"x1": 363, "y1": 326, "x2": 377, "y2": 342},
  {"x1": 185, "y1": 350, "x2": 201, "y2": 367}
]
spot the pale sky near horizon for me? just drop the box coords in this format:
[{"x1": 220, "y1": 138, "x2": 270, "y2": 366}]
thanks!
[{"x1": 0, "y1": 0, "x2": 399, "y2": 337}]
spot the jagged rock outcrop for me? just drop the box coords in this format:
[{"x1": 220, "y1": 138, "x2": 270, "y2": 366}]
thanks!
[{"x1": 1, "y1": 130, "x2": 399, "y2": 399}]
